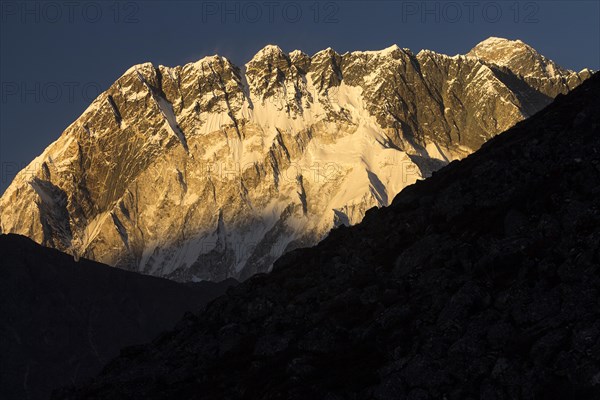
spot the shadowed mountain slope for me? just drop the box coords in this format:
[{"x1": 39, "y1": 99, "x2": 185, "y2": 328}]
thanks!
[{"x1": 0, "y1": 234, "x2": 236, "y2": 400}]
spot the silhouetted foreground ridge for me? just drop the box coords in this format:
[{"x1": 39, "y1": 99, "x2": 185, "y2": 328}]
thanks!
[
  {"x1": 0, "y1": 234, "x2": 236, "y2": 400},
  {"x1": 57, "y1": 73, "x2": 600, "y2": 399}
]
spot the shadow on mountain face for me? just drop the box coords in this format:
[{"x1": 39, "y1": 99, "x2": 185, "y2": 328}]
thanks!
[
  {"x1": 57, "y1": 73, "x2": 600, "y2": 399},
  {"x1": 0, "y1": 234, "x2": 237, "y2": 400}
]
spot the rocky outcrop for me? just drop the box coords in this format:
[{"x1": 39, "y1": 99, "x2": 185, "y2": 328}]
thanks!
[
  {"x1": 55, "y1": 73, "x2": 600, "y2": 399},
  {"x1": 0, "y1": 38, "x2": 591, "y2": 281}
]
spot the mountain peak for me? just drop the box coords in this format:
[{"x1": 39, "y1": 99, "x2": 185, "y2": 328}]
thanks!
[
  {"x1": 380, "y1": 43, "x2": 401, "y2": 54},
  {"x1": 312, "y1": 47, "x2": 339, "y2": 58},
  {"x1": 474, "y1": 36, "x2": 522, "y2": 47},
  {"x1": 289, "y1": 49, "x2": 308, "y2": 58},
  {"x1": 468, "y1": 36, "x2": 534, "y2": 59},
  {"x1": 122, "y1": 61, "x2": 155, "y2": 77},
  {"x1": 249, "y1": 44, "x2": 287, "y2": 63},
  {"x1": 467, "y1": 36, "x2": 569, "y2": 79},
  {"x1": 350, "y1": 44, "x2": 403, "y2": 58},
  {"x1": 196, "y1": 54, "x2": 229, "y2": 63}
]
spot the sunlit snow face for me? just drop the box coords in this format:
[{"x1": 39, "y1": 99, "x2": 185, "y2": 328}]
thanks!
[{"x1": 0, "y1": 39, "x2": 589, "y2": 282}]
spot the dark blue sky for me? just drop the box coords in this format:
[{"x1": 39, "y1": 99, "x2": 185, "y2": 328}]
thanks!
[{"x1": 1, "y1": 0, "x2": 599, "y2": 193}]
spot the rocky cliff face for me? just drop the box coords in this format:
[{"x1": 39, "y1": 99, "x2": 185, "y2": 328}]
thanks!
[
  {"x1": 0, "y1": 37, "x2": 591, "y2": 281},
  {"x1": 55, "y1": 72, "x2": 600, "y2": 400}
]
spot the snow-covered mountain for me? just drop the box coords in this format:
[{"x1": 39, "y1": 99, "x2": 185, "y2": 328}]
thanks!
[{"x1": 0, "y1": 37, "x2": 591, "y2": 281}]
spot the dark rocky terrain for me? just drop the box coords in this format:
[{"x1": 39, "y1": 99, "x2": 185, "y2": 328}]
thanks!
[
  {"x1": 0, "y1": 234, "x2": 236, "y2": 400},
  {"x1": 54, "y1": 73, "x2": 600, "y2": 399}
]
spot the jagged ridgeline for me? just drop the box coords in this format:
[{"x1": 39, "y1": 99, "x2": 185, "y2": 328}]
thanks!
[{"x1": 0, "y1": 37, "x2": 592, "y2": 281}]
